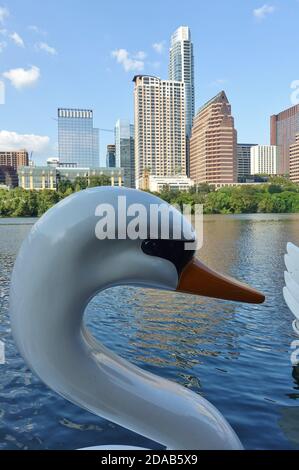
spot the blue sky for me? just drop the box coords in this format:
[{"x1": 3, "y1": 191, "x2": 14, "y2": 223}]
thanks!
[{"x1": 0, "y1": 0, "x2": 299, "y2": 165}]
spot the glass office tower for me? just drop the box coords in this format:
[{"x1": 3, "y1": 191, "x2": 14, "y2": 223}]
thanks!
[
  {"x1": 106, "y1": 144, "x2": 116, "y2": 168},
  {"x1": 58, "y1": 108, "x2": 99, "y2": 167},
  {"x1": 115, "y1": 119, "x2": 135, "y2": 188},
  {"x1": 237, "y1": 143, "x2": 257, "y2": 181},
  {"x1": 169, "y1": 26, "x2": 195, "y2": 139}
]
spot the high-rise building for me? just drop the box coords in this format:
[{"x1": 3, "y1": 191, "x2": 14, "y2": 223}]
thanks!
[
  {"x1": 289, "y1": 134, "x2": 299, "y2": 183},
  {"x1": 58, "y1": 108, "x2": 99, "y2": 167},
  {"x1": 133, "y1": 75, "x2": 186, "y2": 189},
  {"x1": 115, "y1": 120, "x2": 135, "y2": 188},
  {"x1": 106, "y1": 144, "x2": 116, "y2": 168},
  {"x1": 0, "y1": 149, "x2": 28, "y2": 170},
  {"x1": 237, "y1": 143, "x2": 257, "y2": 181},
  {"x1": 270, "y1": 104, "x2": 299, "y2": 175},
  {"x1": 169, "y1": 26, "x2": 195, "y2": 139},
  {"x1": 190, "y1": 91, "x2": 237, "y2": 185},
  {"x1": 250, "y1": 145, "x2": 278, "y2": 175},
  {"x1": 0, "y1": 165, "x2": 18, "y2": 188}
]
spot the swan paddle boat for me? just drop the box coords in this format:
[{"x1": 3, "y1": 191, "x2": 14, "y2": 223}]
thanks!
[{"x1": 10, "y1": 187, "x2": 265, "y2": 450}]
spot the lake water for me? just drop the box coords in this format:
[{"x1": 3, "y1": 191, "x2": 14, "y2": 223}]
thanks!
[{"x1": 0, "y1": 214, "x2": 299, "y2": 449}]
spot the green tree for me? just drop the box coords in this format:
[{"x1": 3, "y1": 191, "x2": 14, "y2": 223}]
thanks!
[
  {"x1": 57, "y1": 178, "x2": 73, "y2": 194},
  {"x1": 74, "y1": 176, "x2": 88, "y2": 191},
  {"x1": 88, "y1": 175, "x2": 111, "y2": 187},
  {"x1": 36, "y1": 190, "x2": 60, "y2": 216}
]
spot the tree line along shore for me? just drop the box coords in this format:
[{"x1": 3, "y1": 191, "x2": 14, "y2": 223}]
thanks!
[{"x1": 1, "y1": 176, "x2": 299, "y2": 218}]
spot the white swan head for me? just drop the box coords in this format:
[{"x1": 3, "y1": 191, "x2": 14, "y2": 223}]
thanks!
[{"x1": 10, "y1": 187, "x2": 265, "y2": 449}]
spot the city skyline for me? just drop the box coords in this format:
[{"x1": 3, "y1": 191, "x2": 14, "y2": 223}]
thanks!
[{"x1": 0, "y1": 1, "x2": 299, "y2": 165}]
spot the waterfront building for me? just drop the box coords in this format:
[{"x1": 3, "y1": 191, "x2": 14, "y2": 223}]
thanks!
[
  {"x1": 190, "y1": 91, "x2": 237, "y2": 185},
  {"x1": 237, "y1": 143, "x2": 256, "y2": 181},
  {"x1": 133, "y1": 75, "x2": 186, "y2": 188},
  {"x1": 139, "y1": 174, "x2": 194, "y2": 193},
  {"x1": 115, "y1": 120, "x2": 135, "y2": 187},
  {"x1": 169, "y1": 26, "x2": 195, "y2": 174},
  {"x1": 270, "y1": 104, "x2": 299, "y2": 175},
  {"x1": 58, "y1": 108, "x2": 99, "y2": 168},
  {"x1": 289, "y1": 134, "x2": 299, "y2": 184},
  {"x1": 0, "y1": 149, "x2": 28, "y2": 170},
  {"x1": 0, "y1": 165, "x2": 18, "y2": 188},
  {"x1": 47, "y1": 157, "x2": 60, "y2": 167},
  {"x1": 250, "y1": 145, "x2": 278, "y2": 176},
  {"x1": 18, "y1": 166, "x2": 57, "y2": 190},
  {"x1": 18, "y1": 166, "x2": 123, "y2": 190},
  {"x1": 106, "y1": 144, "x2": 116, "y2": 168}
]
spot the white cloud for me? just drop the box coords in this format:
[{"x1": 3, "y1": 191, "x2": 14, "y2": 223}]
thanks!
[
  {"x1": 111, "y1": 48, "x2": 144, "y2": 72},
  {"x1": 0, "y1": 6, "x2": 9, "y2": 24},
  {"x1": 253, "y1": 4, "x2": 275, "y2": 20},
  {"x1": 35, "y1": 41, "x2": 57, "y2": 55},
  {"x1": 152, "y1": 41, "x2": 166, "y2": 54},
  {"x1": 3, "y1": 65, "x2": 40, "y2": 89},
  {"x1": 28, "y1": 25, "x2": 46, "y2": 35},
  {"x1": 0, "y1": 40, "x2": 6, "y2": 52},
  {"x1": 0, "y1": 130, "x2": 50, "y2": 153},
  {"x1": 133, "y1": 50, "x2": 146, "y2": 60},
  {"x1": 10, "y1": 32, "x2": 25, "y2": 47}
]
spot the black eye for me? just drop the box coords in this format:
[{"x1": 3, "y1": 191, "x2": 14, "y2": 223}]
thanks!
[
  {"x1": 141, "y1": 239, "x2": 195, "y2": 275},
  {"x1": 142, "y1": 240, "x2": 159, "y2": 254}
]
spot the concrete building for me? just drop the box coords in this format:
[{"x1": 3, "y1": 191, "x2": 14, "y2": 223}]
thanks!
[
  {"x1": 18, "y1": 166, "x2": 123, "y2": 190},
  {"x1": 0, "y1": 149, "x2": 29, "y2": 170},
  {"x1": 237, "y1": 143, "x2": 256, "y2": 181},
  {"x1": 270, "y1": 104, "x2": 299, "y2": 175},
  {"x1": 115, "y1": 120, "x2": 135, "y2": 188},
  {"x1": 190, "y1": 91, "x2": 237, "y2": 185},
  {"x1": 106, "y1": 144, "x2": 116, "y2": 168},
  {"x1": 139, "y1": 174, "x2": 193, "y2": 193},
  {"x1": 250, "y1": 145, "x2": 278, "y2": 175},
  {"x1": 58, "y1": 108, "x2": 99, "y2": 168},
  {"x1": 133, "y1": 75, "x2": 186, "y2": 188},
  {"x1": 290, "y1": 134, "x2": 299, "y2": 183}
]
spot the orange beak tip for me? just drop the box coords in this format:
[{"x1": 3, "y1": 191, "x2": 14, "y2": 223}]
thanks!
[{"x1": 176, "y1": 258, "x2": 266, "y2": 305}]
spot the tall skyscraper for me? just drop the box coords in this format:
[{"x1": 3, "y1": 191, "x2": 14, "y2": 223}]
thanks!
[
  {"x1": 169, "y1": 26, "x2": 195, "y2": 175},
  {"x1": 133, "y1": 75, "x2": 186, "y2": 189},
  {"x1": 270, "y1": 104, "x2": 299, "y2": 175},
  {"x1": 58, "y1": 108, "x2": 99, "y2": 167},
  {"x1": 289, "y1": 134, "x2": 299, "y2": 183},
  {"x1": 169, "y1": 26, "x2": 195, "y2": 139},
  {"x1": 237, "y1": 143, "x2": 257, "y2": 181},
  {"x1": 0, "y1": 149, "x2": 28, "y2": 170},
  {"x1": 190, "y1": 91, "x2": 237, "y2": 185},
  {"x1": 115, "y1": 119, "x2": 135, "y2": 188},
  {"x1": 250, "y1": 145, "x2": 278, "y2": 175},
  {"x1": 106, "y1": 144, "x2": 116, "y2": 168}
]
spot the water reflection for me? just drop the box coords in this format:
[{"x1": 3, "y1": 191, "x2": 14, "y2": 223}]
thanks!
[{"x1": 1, "y1": 214, "x2": 299, "y2": 449}]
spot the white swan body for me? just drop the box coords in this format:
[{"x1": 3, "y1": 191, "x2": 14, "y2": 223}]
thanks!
[
  {"x1": 10, "y1": 187, "x2": 264, "y2": 450},
  {"x1": 284, "y1": 243, "x2": 299, "y2": 337}
]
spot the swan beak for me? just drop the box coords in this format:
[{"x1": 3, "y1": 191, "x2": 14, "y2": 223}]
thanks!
[{"x1": 176, "y1": 258, "x2": 265, "y2": 304}]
